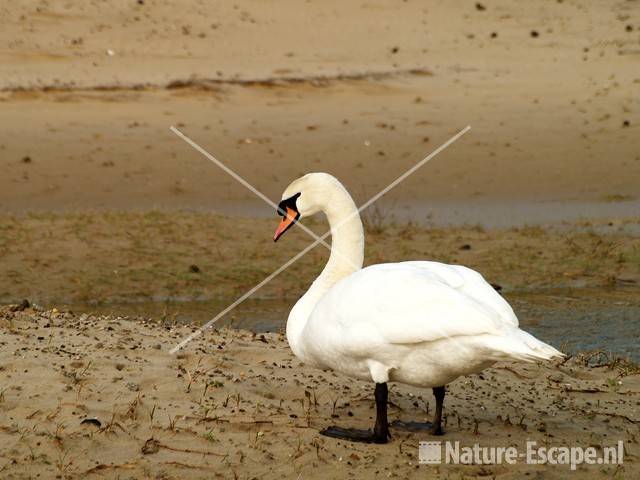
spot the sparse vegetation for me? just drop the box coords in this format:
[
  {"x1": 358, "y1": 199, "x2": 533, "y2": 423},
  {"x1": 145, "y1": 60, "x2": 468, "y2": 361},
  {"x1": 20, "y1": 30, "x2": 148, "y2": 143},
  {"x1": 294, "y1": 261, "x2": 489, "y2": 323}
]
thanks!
[
  {"x1": 602, "y1": 194, "x2": 635, "y2": 203},
  {"x1": 573, "y1": 350, "x2": 640, "y2": 377},
  {"x1": 361, "y1": 202, "x2": 396, "y2": 234},
  {"x1": 0, "y1": 212, "x2": 638, "y2": 305}
]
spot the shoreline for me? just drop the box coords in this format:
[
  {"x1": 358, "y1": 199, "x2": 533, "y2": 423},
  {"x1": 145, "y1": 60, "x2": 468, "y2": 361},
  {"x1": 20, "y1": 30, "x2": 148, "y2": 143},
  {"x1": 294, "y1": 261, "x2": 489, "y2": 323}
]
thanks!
[{"x1": 2, "y1": 199, "x2": 640, "y2": 230}]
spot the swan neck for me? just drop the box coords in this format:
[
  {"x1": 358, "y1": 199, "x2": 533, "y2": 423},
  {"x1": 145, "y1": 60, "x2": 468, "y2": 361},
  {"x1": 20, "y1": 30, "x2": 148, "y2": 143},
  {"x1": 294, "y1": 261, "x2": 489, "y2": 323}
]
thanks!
[
  {"x1": 321, "y1": 202, "x2": 364, "y2": 283},
  {"x1": 286, "y1": 185, "x2": 364, "y2": 357}
]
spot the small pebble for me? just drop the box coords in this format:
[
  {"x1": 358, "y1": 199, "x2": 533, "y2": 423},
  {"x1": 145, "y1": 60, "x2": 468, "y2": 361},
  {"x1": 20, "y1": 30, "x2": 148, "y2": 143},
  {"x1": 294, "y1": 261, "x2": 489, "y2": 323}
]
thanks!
[{"x1": 127, "y1": 382, "x2": 140, "y2": 391}]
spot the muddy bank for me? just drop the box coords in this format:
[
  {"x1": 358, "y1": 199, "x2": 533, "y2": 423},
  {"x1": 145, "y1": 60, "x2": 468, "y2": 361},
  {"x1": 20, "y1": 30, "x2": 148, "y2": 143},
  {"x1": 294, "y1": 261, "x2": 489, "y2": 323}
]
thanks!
[
  {"x1": 1, "y1": 212, "x2": 638, "y2": 305},
  {"x1": 0, "y1": 305, "x2": 638, "y2": 479}
]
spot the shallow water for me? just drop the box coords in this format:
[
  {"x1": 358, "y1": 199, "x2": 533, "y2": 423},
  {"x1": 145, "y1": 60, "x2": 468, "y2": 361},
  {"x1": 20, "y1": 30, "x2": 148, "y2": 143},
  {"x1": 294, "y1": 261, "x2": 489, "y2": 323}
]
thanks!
[
  {"x1": 62, "y1": 287, "x2": 640, "y2": 361},
  {"x1": 205, "y1": 198, "x2": 640, "y2": 230}
]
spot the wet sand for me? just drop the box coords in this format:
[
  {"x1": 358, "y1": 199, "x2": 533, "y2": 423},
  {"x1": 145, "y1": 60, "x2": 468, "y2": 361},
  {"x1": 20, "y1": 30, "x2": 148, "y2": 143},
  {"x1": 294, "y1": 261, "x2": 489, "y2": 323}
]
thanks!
[{"x1": 1, "y1": 304, "x2": 638, "y2": 479}]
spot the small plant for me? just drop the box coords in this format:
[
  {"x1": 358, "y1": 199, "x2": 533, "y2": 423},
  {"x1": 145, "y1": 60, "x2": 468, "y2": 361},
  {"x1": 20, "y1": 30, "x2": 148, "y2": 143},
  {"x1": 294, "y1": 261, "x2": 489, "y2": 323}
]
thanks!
[
  {"x1": 203, "y1": 428, "x2": 218, "y2": 442},
  {"x1": 362, "y1": 203, "x2": 395, "y2": 234},
  {"x1": 185, "y1": 357, "x2": 204, "y2": 393},
  {"x1": 126, "y1": 394, "x2": 142, "y2": 420},
  {"x1": 55, "y1": 449, "x2": 72, "y2": 474},
  {"x1": 53, "y1": 422, "x2": 65, "y2": 443},
  {"x1": 606, "y1": 377, "x2": 621, "y2": 392},
  {"x1": 167, "y1": 413, "x2": 181, "y2": 431}
]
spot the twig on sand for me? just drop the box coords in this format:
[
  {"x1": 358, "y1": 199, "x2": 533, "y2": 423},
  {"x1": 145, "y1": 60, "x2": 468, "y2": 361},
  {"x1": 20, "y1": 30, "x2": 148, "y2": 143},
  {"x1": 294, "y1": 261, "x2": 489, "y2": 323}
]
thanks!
[
  {"x1": 84, "y1": 462, "x2": 137, "y2": 474},
  {"x1": 187, "y1": 414, "x2": 274, "y2": 426},
  {"x1": 493, "y1": 366, "x2": 533, "y2": 380},
  {"x1": 547, "y1": 385, "x2": 606, "y2": 393},
  {"x1": 142, "y1": 437, "x2": 227, "y2": 457},
  {"x1": 587, "y1": 411, "x2": 640, "y2": 425},
  {"x1": 26, "y1": 409, "x2": 41, "y2": 419},
  {"x1": 161, "y1": 442, "x2": 225, "y2": 456},
  {"x1": 161, "y1": 461, "x2": 215, "y2": 469}
]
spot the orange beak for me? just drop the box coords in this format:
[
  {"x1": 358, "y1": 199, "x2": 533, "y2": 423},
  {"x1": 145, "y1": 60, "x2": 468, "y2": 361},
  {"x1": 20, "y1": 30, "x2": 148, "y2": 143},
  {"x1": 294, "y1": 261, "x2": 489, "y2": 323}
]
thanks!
[{"x1": 273, "y1": 207, "x2": 298, "y2": 242}]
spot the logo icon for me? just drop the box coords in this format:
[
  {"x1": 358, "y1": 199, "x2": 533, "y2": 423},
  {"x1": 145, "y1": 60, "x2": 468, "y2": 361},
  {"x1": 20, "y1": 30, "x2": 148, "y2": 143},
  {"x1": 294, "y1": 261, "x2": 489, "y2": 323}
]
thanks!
[{"x1": 419, "y1": 441, "x2": 442, "y2": 464}]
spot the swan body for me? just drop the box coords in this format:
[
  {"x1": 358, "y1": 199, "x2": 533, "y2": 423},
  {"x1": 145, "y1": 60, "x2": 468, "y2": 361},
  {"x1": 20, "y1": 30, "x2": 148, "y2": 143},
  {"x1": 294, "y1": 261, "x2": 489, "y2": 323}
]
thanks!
[
  {"x1": 298, "y1": 261, "x2": 560, "y2": 387},
  {"x1": 274, "y1": 172, "x2": 563, "y2": 442}
]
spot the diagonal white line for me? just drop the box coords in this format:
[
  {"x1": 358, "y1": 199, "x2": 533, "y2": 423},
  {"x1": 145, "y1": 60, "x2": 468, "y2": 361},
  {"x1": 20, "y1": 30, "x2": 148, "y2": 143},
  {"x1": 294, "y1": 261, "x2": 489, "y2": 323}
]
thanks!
[
  {"x1": 169, "y1": 125, "x2": 471, "y2": 353},
  {"x1": 170, "y1": 237, "x2": 321, "y2": 353},
  {"x1": 302, "y1": 126, "x2": 472, "y2": 243},
  {"x1": 169, "y1": 126, "x2": 359, "y2": 270},
  {"x1": 354, "y1": 126, "x2": 470, "y2": 216}
]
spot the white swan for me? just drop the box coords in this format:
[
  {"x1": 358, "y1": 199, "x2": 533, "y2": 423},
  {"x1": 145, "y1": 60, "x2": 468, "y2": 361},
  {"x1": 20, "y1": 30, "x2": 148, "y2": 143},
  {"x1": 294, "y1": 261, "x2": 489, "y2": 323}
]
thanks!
[{"x1": 274, "y1": 173, "x2": 563, "y2": 443}]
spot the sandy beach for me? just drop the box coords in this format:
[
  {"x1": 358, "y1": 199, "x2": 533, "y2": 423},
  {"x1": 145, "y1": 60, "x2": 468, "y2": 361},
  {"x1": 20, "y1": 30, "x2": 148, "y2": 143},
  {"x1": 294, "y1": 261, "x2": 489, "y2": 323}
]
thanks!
[
  {"x1": 1, "y1": 304, "x2": 638, "y2": 479},
  {"x1": 1, "y1": 0, "x2": 638, "y2": 214}
]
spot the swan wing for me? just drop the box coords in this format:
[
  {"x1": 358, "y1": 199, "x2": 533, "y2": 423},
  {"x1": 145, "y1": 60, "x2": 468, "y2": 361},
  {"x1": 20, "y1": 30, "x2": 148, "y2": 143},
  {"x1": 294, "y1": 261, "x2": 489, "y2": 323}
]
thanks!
[
  {"x1": 400, "y1": 261, "x2": 518, "y2": 327},
  {"x1": 309, "y1": 263, "x2": 514, "y2": 347}
]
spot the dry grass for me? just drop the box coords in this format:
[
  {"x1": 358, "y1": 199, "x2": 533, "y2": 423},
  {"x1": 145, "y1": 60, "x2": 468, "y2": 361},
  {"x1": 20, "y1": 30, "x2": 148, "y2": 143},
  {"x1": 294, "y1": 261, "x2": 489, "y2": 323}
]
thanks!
[{"x1": 0, "y1": 211, "x2": 638, "y2": 305}]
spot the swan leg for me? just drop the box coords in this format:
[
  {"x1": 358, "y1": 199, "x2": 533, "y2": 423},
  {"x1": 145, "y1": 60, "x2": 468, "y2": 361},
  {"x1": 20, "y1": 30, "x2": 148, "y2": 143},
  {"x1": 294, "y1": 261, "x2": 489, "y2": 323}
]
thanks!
[
  {"x1": 390, "y1": 386, "x2": 446, "y2": 435},
  {"x1": 430, "y1": 386, "x2": 445, "y2": 435},
  {"x1": 373, "y1": 382, "x2": 391, "y2": 440},
  {"x1": 320, "y1": 383, "x2": 391, "y2": 443}
]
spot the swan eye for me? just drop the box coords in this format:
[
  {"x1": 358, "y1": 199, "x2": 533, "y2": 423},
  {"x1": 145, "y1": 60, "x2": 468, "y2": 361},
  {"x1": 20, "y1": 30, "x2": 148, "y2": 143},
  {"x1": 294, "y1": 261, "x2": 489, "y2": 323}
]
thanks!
[{"x1": 277, "y1": 192, "x2": 301, "y2": 217}]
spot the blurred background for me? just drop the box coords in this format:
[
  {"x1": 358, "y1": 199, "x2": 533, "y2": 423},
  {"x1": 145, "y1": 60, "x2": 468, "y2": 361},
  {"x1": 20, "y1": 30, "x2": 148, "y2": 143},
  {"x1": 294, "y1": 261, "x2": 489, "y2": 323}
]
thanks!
[{"x1": 0, "y1": 0, "x2": 638, "y2": 357}]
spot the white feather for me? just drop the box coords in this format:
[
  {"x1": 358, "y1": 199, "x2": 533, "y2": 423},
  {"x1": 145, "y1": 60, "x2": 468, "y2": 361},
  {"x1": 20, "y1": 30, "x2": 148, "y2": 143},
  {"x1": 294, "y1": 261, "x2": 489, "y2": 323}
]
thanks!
[{"x1": 280, "y1": 173, "x2": 563, "y2": 389}]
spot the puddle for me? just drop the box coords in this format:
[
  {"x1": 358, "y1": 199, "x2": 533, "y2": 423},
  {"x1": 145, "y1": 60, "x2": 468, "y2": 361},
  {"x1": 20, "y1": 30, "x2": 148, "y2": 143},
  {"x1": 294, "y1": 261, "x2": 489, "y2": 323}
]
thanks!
[
  {"x1": 62, "y1": 297, "x2": 288, "y2": 333},
  {"x1": 506, "y1": 288, "x2": 639, "y2": 362},
  {"x1": 61, "y1": 287, "x2": 640, "y2": 361},
  {"x1": 389, "y1": 199, "x2": 640, "y2": 230}
]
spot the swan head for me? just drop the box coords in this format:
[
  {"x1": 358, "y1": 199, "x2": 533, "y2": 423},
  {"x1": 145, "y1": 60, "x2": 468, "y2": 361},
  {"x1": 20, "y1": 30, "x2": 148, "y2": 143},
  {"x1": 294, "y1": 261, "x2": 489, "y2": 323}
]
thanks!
[{"x1": 274, "y1": 172, "x2": 345, "y2": 242}]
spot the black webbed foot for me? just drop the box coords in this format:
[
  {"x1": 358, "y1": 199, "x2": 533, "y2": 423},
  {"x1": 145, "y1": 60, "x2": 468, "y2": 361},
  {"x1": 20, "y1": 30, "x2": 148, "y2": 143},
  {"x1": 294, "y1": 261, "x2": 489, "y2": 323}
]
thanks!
[
  {"x1": 391, "y1": 420, "x2": 444, "y2": 435},
  {"x1": 390, "y1": 420, "x2": 433, "y2": 432},
  {"x1": 320, "y1": 426, "x2": 390, "y2": 444}
]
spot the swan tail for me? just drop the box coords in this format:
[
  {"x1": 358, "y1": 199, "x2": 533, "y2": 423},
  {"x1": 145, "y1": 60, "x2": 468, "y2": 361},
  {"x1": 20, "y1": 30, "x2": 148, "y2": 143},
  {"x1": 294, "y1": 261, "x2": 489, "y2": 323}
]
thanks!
[{"x1": 484, "y1": 328, "x2": 565, "y2": 363}]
